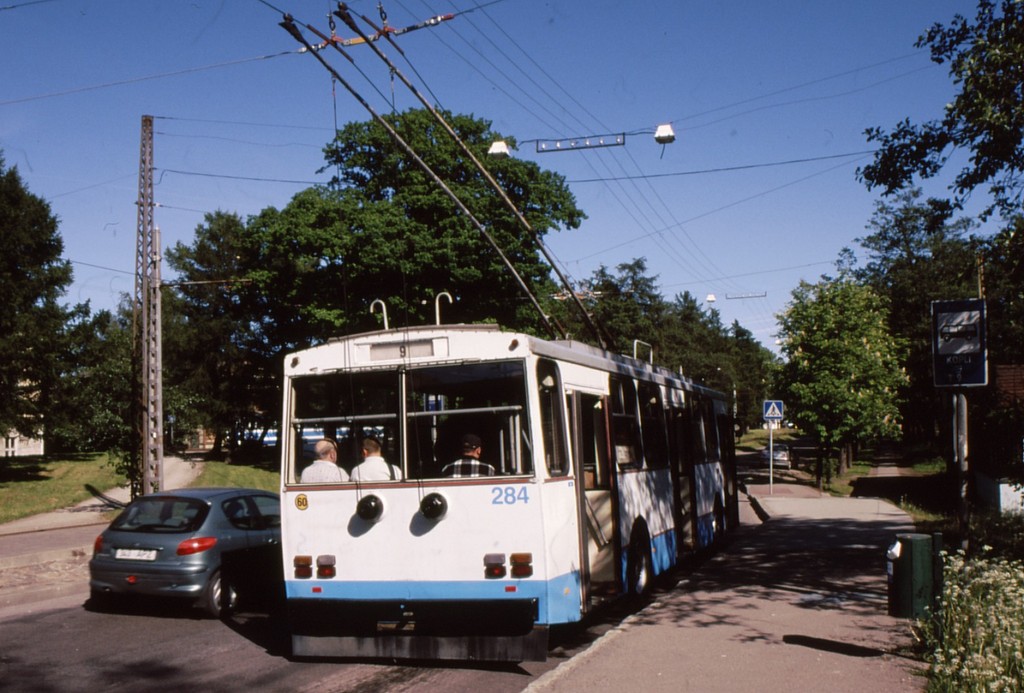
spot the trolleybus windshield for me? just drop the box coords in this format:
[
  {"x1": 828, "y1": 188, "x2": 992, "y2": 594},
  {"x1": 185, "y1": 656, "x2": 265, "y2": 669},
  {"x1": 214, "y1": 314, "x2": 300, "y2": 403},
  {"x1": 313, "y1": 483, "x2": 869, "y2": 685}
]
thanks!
[{"x1": 289, "y1": 361, "x2": 533, "y2": 482}]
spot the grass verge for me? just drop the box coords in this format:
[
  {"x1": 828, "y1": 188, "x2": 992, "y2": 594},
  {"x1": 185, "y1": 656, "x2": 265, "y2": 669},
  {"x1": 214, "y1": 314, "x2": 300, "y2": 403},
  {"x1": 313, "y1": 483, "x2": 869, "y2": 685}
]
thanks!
[
  {"x1": 0, "y1": 453, "x2": 281, "y2": 525},
  {"x1": 191, "y1": 459, "x2": 279, "y2": 492},
  {"x1": 0, "y1": 453, "x2": 122, "y2": 525}
]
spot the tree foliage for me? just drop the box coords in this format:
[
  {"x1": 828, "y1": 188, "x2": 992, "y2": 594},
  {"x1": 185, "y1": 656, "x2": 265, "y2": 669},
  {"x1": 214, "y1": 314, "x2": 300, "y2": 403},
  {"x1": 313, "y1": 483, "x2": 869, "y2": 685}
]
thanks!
[
  {"x1": 560, "y1": 259, "x2": 777, "y2": 433},
  {"x1": 318, "y1": 107, "x2": 584, "y2": 334},
  {"x1": 45, "y1": 308, "x2": 133, "y2": 454},
  {"x1": 165, "y1": 211, "x2": 272, "y2": 451},
  {"x1": 853, "y1": 188, "x2": 977, "y2": 445},
  {"x1": 0, "y1": 155, "x2": 80, "y2": 441},
  {"x1": 859, "y1": 0, "x2": 1024, "y2": 219},
  {"x1": 778, "y1": 275, "x2": 907, "y2": 484},
  {"x1": 165, "y1": 110, "x2": 588, "y2": 450}
]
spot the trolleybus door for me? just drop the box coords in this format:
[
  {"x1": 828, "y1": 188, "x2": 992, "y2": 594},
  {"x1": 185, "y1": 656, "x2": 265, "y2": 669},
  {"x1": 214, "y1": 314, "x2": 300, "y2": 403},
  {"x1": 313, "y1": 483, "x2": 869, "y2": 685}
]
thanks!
[{"x1": 570, "y1": 391, "x2": 616, "y2": 610}]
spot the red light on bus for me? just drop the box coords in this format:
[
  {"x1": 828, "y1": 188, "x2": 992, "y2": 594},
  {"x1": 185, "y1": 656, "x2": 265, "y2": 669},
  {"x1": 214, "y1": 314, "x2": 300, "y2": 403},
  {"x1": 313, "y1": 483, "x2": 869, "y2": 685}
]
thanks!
[
  {"x1": 510, "y1": 552, "x2": 533, "y2": 578},
  {"x1": 317, "y1": 554, "x2": 336, "y2": 579},
  {"x1": 484, "y1": 553, "x2": 506, "y2": 579}
]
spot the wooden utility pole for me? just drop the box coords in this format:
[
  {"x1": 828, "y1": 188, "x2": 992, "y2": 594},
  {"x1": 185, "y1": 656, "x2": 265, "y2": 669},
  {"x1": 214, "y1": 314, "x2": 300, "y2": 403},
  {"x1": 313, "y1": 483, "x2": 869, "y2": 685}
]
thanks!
[{"x1": 133, "y1": 115, "x2": 163, "y2": 496}]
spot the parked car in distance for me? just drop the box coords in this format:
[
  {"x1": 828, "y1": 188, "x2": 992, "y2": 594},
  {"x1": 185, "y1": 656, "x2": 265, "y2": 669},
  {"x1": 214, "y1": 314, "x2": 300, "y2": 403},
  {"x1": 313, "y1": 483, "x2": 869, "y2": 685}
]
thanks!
[
  {"x1": 89, "y1": 488, "x2": 281, "y2": 617},
  {"x1": 759, "y1": 443, "x2": 791, "y2": 469}
]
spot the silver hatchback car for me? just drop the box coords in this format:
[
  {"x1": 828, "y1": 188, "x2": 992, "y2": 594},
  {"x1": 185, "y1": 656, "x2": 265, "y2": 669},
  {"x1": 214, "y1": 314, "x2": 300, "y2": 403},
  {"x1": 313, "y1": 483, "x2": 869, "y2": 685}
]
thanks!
[{"x1": 89, "y1": 487, "x2": 281, "y2": 617}]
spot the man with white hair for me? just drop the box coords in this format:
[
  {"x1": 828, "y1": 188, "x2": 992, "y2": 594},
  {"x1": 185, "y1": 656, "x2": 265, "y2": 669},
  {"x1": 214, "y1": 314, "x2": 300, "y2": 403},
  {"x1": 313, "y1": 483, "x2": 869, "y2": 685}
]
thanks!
[{"x1": 300, "y1": 438, "x2": 348, "y2": 483}]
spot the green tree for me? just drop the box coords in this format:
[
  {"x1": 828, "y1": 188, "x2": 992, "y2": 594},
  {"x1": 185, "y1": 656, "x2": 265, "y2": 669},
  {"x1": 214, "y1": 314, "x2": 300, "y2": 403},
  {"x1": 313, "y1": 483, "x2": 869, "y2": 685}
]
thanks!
[
  {"x1": 727, "y1": 321, "x2": 779, "y2": 435},
  {"x1": 580, "y1": 259, "x2": 664, "y2": 355},
  {"x1": 859, "y1": 0, "x2": 1024, "y2": 219},
  {"x1": 45, "y1": 308, "x2": 133, "y2": 454},
  {"x1": 318, "y1": 108, "x2": 584, "y2": 334},
  {"x1": 778, "y1": 275, "x2": 907, "y2": 487},
  {"x1": 165, "y1": 211, "x2": 273, "y2": 454},
  {"x1": 561, "y1": 260, "x2": 776, "y2": 429},
  {"x1": 853, "y1": 188, "x2": 977, "y2": 447},
  {"x1": 166, "y1": 110, "x2": 587, "y2": 449},
  {"x1": 973, "y1": 217, "x2": 1024, "y2": 478},
  {"x1": 0, "y1": 155, "x2": 80, "y2": 443}
]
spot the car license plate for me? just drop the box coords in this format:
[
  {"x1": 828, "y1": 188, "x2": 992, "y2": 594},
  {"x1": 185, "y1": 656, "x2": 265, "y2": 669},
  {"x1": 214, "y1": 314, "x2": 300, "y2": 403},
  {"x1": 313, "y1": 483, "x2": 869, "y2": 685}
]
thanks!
[{"x1": 115, "y1": 548, "x2": 157, "y2": 561}]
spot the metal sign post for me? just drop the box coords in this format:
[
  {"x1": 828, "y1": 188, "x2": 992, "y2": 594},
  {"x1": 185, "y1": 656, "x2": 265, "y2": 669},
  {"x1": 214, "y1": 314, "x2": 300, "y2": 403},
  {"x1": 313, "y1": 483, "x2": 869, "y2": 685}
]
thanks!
[
  {"x1": 931, "y1": 299, "x2": 987, "y2": 551},
  {"x1": 763, "y1": 400, "x2": 784, "y2": 494}
]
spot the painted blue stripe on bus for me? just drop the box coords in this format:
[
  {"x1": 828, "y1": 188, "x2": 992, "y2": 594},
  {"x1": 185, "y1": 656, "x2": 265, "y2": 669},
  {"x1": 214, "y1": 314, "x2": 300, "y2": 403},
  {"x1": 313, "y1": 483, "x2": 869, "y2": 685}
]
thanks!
[
  {"x1": 285, "y1": 570, "x2": 583, "y2": 625},
  {"x1": 651, "y1": 528, "x2": 677, "y2": 573},
  {"x1": 696, "y1": 513, "x2": 714, "y2": 548},
  {"x1": 618, "y1": 529, "x2": 680, "y2": 585}
]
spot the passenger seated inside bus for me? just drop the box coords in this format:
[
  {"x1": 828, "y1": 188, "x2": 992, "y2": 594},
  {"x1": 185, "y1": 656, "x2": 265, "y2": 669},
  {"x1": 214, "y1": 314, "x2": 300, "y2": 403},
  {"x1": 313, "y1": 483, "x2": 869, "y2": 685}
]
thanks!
[
  {"x1": 350, "y1": 436, "x2": 402, "y2": 481},
  {"x1": 441, "y1": 434, "x2": 498, "y2": 477},
  {"x1": 300, "y1": 439, "x2": 349, "y2": 483}
]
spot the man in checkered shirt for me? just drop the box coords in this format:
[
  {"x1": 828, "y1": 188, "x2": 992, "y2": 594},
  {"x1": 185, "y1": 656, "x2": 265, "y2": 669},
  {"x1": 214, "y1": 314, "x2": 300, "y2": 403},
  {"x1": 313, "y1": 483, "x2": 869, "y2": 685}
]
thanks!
[{"x1": 442, "y1": 434, "x2": 497, "y2": 477}]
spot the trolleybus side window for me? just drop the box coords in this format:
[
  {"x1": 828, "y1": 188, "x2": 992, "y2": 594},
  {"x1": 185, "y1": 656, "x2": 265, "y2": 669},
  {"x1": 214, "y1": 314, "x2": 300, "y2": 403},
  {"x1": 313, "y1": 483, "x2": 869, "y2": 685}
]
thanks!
[
  {"x1": 405, "y1": 361, "x2": 533, "y2": 479},
  {"x1": 537, "y1": 360, "x2": 569, "y2": 477},
  {"x1": 702, "y1": 398, "x2": 721, "y2": 462},
  {"x1": 687, "y1": 396, "x2": 708, "y2": 466},
  {"x1": 575, "y1": 392, "x2": 610, "y2": 490},
  {"x1": 638, "y1": 381, "x2": 668, "y2": 469},
  {"x1": 609, "y1": 376, "x2": 642, "y2": 469}
]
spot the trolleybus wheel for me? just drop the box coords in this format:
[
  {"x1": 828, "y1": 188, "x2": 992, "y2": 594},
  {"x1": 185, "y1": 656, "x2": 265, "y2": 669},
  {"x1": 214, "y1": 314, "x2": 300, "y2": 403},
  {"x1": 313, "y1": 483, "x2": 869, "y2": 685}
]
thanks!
[
  {"x1": 626, "y1": 526, "x2": 654, "y2": 598},
  {"x1": 713, "y1": 498, "x2": 727, "y2": 545}
]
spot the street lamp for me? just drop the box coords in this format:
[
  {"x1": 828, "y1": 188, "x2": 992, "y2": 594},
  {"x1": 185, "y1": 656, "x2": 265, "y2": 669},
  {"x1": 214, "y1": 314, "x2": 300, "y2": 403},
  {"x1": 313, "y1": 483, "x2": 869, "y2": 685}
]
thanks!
[{"x1": 487, "y1": 140, "x2": 510, "y2": 158}]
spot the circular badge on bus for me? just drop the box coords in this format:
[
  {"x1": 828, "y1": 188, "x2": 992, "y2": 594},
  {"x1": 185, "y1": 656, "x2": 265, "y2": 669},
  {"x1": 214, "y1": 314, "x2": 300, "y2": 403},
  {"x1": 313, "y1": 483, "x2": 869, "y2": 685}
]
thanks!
[{"x1": 295, "y1": 493, "x2": 309, "y2": 511}]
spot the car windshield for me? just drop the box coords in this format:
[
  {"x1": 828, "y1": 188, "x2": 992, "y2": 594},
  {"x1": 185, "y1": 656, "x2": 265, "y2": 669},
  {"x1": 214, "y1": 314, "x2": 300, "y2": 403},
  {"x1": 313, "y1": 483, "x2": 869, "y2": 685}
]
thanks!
[{"x1": 110, "y1": 497, "x2": 209, "y2": 533}]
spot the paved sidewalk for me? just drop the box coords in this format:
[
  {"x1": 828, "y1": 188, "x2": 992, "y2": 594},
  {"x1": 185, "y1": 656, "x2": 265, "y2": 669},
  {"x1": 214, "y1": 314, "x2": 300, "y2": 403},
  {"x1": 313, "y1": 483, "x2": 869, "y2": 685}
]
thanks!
[{"x1": 529, "y1": 479, "x2": 924, "y2": 693}]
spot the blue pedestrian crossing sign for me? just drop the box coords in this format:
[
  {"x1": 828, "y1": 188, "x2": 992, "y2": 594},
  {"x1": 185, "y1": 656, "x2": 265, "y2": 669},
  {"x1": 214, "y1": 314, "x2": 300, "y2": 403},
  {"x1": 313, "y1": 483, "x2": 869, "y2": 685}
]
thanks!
[{"x1": 763, "y1": 400, "x2": 784, "y2": 421}]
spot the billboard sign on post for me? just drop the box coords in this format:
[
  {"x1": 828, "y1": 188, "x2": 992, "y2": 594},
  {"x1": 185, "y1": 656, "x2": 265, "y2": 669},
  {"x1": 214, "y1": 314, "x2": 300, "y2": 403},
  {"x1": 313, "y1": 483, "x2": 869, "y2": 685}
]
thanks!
[{"x1": 932, "y1": 299, "x2": 987, "y2": 388}]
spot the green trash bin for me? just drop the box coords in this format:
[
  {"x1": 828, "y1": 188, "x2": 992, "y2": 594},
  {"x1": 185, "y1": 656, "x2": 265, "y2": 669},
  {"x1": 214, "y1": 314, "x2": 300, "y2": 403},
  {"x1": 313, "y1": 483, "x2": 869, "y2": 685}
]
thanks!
[{"x1": 887, "y1": 533, "x2": 935, "y2": 618}]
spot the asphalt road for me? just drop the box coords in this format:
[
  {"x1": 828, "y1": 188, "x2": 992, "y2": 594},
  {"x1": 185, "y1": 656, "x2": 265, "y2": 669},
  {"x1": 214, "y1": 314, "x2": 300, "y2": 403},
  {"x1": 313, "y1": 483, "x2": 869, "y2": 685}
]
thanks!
[{"x1": 0, "y1": 454, "x2": 921, "y2": 692}]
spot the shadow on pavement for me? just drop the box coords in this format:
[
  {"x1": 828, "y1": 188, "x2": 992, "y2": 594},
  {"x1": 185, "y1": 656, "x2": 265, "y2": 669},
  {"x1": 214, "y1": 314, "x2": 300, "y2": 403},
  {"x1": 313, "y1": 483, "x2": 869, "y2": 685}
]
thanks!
[
  {"x1": 82, "y1": 484, "x2": 127, "y2": 510},
  {"x1": 851, "y1": 474, "x2": 954, "y2": 516},
  {"x1": 783, "y1": 634, "x2": 886, "y2": 657}
]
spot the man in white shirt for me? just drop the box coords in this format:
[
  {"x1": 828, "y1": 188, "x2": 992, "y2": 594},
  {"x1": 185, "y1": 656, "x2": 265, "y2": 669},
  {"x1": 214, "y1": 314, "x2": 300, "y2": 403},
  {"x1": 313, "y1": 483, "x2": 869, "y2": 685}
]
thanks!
[
  {"x1": 350, "y1": 437, "x2": 401, "y2": 481},
  {"x1": 300, "y1": 439, "x2": 348, "y2": 483}
]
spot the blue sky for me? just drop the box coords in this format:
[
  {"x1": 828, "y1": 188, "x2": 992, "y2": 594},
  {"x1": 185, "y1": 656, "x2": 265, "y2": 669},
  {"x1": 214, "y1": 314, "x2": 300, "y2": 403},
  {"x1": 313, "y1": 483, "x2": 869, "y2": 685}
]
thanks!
[{"x1": 1, "y1": 0, "x2": 991, "y2": 351}]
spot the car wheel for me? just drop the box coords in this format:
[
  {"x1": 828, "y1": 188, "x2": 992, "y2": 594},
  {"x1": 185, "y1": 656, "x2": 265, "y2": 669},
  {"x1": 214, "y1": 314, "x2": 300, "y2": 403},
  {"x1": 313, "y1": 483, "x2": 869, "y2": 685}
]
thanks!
[
  {"x1": 203, "y1": 569, "x2": 237, "y2": 619},
  {"x1": 88, "y1": 588, "x2": 116, "y2": 612}
]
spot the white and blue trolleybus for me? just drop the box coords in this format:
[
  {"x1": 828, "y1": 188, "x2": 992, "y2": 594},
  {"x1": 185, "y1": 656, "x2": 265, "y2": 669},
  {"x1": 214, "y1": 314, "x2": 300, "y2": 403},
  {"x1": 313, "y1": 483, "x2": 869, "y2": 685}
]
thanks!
[{"x1": 279, "y1": 324, "x2": 736, "y2": 661}]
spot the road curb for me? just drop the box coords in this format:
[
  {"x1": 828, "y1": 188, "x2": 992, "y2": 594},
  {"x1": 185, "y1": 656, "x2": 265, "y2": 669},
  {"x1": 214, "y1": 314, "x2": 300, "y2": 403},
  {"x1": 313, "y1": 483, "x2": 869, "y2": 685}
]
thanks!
[{"x1": 0, "y1": 544, "x2": 94, "y2": 570}]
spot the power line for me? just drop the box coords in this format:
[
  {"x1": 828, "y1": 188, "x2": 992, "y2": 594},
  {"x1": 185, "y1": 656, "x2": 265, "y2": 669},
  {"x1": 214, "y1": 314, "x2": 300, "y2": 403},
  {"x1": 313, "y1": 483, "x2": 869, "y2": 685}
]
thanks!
[
  {"x1": 568, "y1": 150, "x2": 877, "y2": 184},
  {"x1": 573, "y1": 156, "x2": 870, "y2": 263},
  {"x1": 71, "y1": 259, "x2": 132, "y2": 275},
  {"x1": 0, "y1": 51, "x2": 304, "y2": 107},
  {"x1": 0, "y1": 0, "x2": 61, "y2": 10},
  {"x1": 156, "y1": 168, "x2": 325, "y2": 186},
  {"x1": 661, "y1": 261, "x2": 834, "y2": 289}
]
